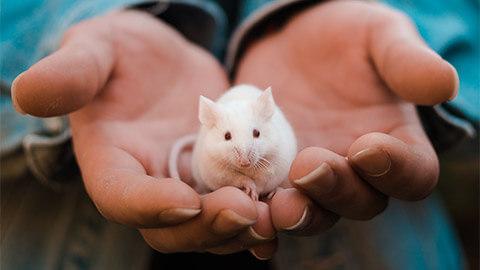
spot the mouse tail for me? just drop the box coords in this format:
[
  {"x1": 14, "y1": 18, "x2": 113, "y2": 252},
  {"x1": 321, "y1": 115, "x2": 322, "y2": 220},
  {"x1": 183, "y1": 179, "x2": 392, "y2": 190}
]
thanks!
[{"x1": 168, "y1": 134, "x2": 198, "y2": 180}]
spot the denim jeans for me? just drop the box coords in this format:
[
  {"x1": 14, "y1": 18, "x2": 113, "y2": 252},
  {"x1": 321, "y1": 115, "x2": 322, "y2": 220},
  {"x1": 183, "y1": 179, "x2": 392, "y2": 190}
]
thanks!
[{"x1": 1, "y1": 179, "x2": 151, "y2": 270}]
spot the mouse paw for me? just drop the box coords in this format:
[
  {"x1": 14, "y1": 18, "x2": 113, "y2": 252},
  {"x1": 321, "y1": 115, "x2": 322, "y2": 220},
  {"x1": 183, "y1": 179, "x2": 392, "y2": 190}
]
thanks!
[
  {"x1": 240, "y1": 183, "x2": 259, "y2": 201},
  {"x1": 265, "y1": 187, "x2": 283, "y2": 200}
]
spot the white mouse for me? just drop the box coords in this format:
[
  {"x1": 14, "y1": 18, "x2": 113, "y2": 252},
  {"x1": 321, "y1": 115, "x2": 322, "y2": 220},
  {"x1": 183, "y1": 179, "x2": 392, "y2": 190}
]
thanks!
[{"x1": 188, "y1": 84, "x2": 298, "y2": 200}]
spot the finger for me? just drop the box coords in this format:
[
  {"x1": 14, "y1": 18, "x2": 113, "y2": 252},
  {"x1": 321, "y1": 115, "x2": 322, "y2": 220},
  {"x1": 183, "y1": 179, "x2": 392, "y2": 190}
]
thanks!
[
  {"x1": 206, "y1": 239, "x2": 279, "y2": 258},
  {"x1": 140, "y1": 187, "x2": 259, "y2": 253},
  {"x1": 289, "y1": 147, "x2": 388, "y2": 220},
  {"x1": 76, "y1": 142, "x2": 201, "y2": 228},
  {"x1": 348, "y1": 131, "x2": 439, "y2": 201},
  {"x1": 249, "y1": 239, "x2": 279, "y2": 261},
  {"x1": 11, "y1": 16, "x2": 115, "y2": 117},
  {"x1": 368, "y1": 4, "x2": 459, "y2": 105},
  {"x1": 270, "y1": 188, "x2": 339, "y2": 236},
  {"x1": 239, "y1": 201, "x2": 276, "y2": 244},
  {"x1": 204, "y1": 201, "x2": 276, "y2": 255}
]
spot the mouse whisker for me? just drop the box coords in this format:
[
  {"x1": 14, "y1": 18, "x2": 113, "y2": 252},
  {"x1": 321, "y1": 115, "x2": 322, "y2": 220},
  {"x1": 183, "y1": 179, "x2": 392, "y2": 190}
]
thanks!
[
  {"x1": 254, "y1": 157, "x2": 271, "y2": 172},
  {"x1": 252, "y1": 162, "x2": 262, "y2": 172},
  {"x1": 260, "y1": 157, "x2": 272, "y2": 165}
]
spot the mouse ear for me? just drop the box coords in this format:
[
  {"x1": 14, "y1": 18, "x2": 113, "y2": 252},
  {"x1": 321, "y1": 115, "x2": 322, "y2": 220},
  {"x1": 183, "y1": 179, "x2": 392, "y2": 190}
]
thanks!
[
  {"x1": 199, "y1": 95, "x2": 218, "y2": 128},
  {"x1": 253, "y1": 86, "x2": 275, "y2": 120}
]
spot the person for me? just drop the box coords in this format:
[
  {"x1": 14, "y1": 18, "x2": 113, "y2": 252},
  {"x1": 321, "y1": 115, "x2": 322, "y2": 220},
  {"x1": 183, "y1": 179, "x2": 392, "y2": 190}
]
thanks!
[{"x1": 2, "y1": 0, "x2": 476, "y2": 269}]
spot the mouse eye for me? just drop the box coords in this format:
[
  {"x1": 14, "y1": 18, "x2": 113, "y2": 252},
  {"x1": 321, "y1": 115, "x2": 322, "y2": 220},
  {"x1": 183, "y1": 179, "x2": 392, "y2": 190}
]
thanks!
[
  {"x1": 253, "y1": 129, "x2": 260, "y2": 138},
  {"x1": 224, "y1": 131, "x2": 232, "y2": 141}
]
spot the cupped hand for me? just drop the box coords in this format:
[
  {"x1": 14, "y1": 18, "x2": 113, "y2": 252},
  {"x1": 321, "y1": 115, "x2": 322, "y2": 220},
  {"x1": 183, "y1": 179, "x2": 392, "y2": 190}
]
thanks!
[
  {"x1": 11, "y1": 10, "x2": 276, "y2": 256},
  {"x1": 234, "y1": 1, "x2": 459, "y2": 235}
]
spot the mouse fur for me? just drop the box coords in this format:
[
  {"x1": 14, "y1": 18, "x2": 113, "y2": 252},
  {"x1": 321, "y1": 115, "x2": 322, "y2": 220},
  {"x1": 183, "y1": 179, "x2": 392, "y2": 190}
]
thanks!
[{"x1": 191, "y1": 84, "x2": 297, "y2": 200}]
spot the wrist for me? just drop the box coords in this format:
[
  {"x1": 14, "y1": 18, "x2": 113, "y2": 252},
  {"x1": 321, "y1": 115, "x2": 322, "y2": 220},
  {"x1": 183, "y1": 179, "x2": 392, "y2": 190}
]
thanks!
[{"x1": 226, "y1": 0, "x2": 377, "y2": 77}]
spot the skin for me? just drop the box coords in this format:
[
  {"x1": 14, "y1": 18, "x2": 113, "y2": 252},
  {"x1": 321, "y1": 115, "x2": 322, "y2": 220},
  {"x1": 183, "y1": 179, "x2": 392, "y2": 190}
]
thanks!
[
  {"x1": 235, "y1": 1, "x2": 458, "y2": 242},
  {"x1": 11, "y1": 1, "x2": 458, "y2": 260},
  {"x1": 11, "y1": 11, "x2": 276, "y2": 256}
]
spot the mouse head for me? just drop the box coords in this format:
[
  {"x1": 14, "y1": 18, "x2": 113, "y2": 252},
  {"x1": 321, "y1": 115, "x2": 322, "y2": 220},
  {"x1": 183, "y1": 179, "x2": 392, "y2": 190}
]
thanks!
[{"x1": 198, "y1": 87, "x2": 277, "y2": 170}]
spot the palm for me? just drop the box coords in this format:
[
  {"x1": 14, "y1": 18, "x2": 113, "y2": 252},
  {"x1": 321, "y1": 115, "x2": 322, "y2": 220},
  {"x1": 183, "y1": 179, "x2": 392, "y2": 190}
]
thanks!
[
  {"x1": 235, "y1": 3, "x2": 425, "y2": 155},
  {"x1": 275, "y1": 65, "x2": 419, "y2": 157},
  {"x1": 234, "y1": 1, "x2": 457, "y2": 233},
  {"x1": 13, "y1": 4, "x2": 458, "y2": 253},
  {"x1": 13, "y1": 11, "x2": 276, "y2": 254},
  {"x1": 68, "y1": 13, "x2": 228, "y2": 179}
]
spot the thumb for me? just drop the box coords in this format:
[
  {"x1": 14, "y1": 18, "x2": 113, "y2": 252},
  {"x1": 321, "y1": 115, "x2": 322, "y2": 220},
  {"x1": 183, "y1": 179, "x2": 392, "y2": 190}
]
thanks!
[
  {"x1": 11, "y1": 18, "x2": 115, "y2": 117},
  {"x1": 368, "y1": 6, "x2": 459, "y2": 105}
]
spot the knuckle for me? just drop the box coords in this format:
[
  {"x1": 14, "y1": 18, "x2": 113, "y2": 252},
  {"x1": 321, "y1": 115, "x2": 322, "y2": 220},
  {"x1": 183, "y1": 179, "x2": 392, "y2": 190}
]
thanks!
[
  {"x1": 94, "y1": 204, "x2": 118, "y2": 223},
  {"x1": 189, "y1": 235, "x2": 221, "y2": 252},
  {"x1": 357, "y1": 198, "x2": 389, "y2": 220},
  {"x1": 141, "y1": 233, "x2": 175, "y2": 254},
  {"x1": 405, "y1": 176, "x2": 438, "y2": 201},
  {"x1": 399, "y1": 154, "x2": 439, "y2": 201},
  {"x1": 62, "y1": 23, "x2": 82, "y2": 41},
  {"x1": 372, "y1": 4, "x2": 413, "y2": 27}
]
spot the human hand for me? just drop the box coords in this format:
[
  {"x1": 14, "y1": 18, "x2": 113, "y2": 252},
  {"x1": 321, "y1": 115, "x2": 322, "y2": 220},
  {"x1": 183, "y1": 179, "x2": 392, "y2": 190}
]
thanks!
[
  {"x1": 234, "y1": 1, "x2": 459, "y2": 235},
  {"x1": 11, "y1": 10, "x2": 276, "y2": 256}
]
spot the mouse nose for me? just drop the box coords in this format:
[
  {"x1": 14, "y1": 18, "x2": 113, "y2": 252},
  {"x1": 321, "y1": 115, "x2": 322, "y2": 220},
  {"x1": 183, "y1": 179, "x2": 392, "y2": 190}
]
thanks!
[
  {"x1": 235, "y1": 148, "x2": 252, "y2": 168},
  {"x1": 239, "y1": 157, "x2": 251, "y2": 167}
]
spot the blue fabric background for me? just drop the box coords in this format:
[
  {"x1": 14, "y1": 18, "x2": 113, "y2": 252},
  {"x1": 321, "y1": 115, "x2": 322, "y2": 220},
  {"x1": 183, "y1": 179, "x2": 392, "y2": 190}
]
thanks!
[{"x1": 382, "y1": 0, "x2": 479, "y2": 121}]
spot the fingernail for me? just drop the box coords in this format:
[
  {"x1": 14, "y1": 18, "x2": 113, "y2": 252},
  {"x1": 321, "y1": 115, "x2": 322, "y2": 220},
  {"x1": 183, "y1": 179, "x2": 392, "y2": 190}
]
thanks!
[
  {"x1": 351, "y1": 146, "x2": 391, "y2": 177},
  {"x1": 248, "y1": 226, "x2": 272, "y2": 241},
  {"x1": 447, "y1": 62, "x2": 459, "y2": 101},
  {"x1": 294, "y1": 163, "x2": 337, "y2": 194},
  {"x1": 212, "y1": 209, "x2": 256, "y2": 234},
  {"x1": 282, "y1": 206, "x2": 312, "y2": 232},
  {"x1": 249, "y1": 248, "x2": 271, "y2": 261},
  {"x1": 11, "y1": 73, "x2": 28, "y2": 115},
  {"x1": 158, "y1": 208, "x2": 201, "y2": 223}
]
